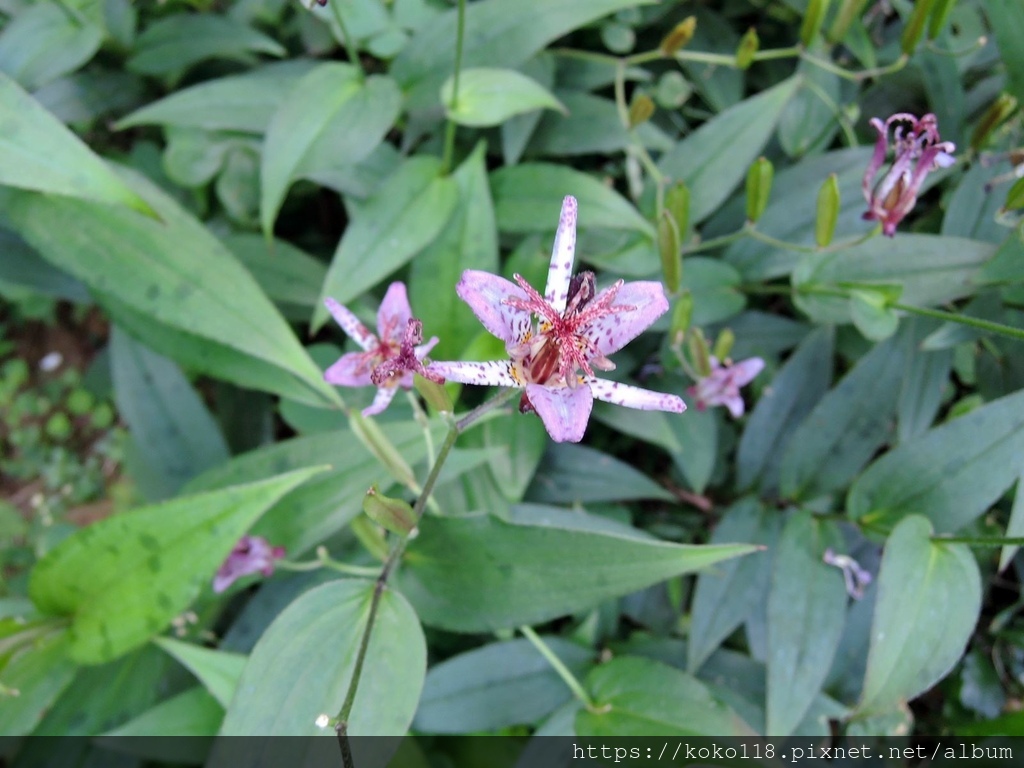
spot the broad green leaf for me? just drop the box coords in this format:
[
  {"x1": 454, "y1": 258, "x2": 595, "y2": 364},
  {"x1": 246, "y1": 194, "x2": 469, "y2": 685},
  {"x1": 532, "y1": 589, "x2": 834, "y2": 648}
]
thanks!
[
  {"x1": 793, "y1": 235, "x2": 997, "y2": 323},
  {"x1": 526, "y1": 443, "x2": 674, "y2": 503},
  {"x1": 0, "y1": 626, "x2": 77, "y2": 736},
  {"x1": 491, "y1": 163, "x2": 653, "y2": 235},
  {"x1": 0, "y1": 72, "x2": 151, "y2": 213},
  {"x1": 501, "y1": 53, "x2": 555, "y2": 165},
  {"x1": 314, "y1": 156, "x2": 457, "y2": 328},
  {"x1": 28, "y1": 467, "x2": 326, "y2": 664},
  {"x1": 409, "y1": 143, "x2": 498, "y2": 360},
  {"x1": 681, "y1": 258, "x2": 745, "y2": 326},
  {"x1": 0, "y1": 227, "x2": 88, "y2": 302},
  {"x1": 154, "y1": 637, "x2": 246, "y2": 709},
  {"x1": 779, "y1": 325, "x2": 915, "y2": 500},
  {"x1": 441, "y1": 67, "x2": 564, "y2": 127},
  {"x1": 391, "y1": 0, "x2": 653, "y2": 111},
  {"x1": 858, "y1": 516, "x2": 981, "y2": 715},
  {"x1": 848, "y1": 388, "x2": 1024, "y2": 533},
  {"x1": 736, "y1": 327, "x2": 834, "y2": 493},
  {"x1": 0, "y1": 2, "x2": 102, "y2": 90},
  {"x1": 897, "y1": 338, "x2": 951, "y2": 442},
  {"x1": 260, "y1": 65, "x2": 400, "y2": 235},
  {"x1": 659, "y1": 77, "x2": 799, "y2": 224},
  {"x1": 414, "y1": 637, "x2": 592, "y2": 733},
  {"x1": 576, "y1": 657, "x2": 754, "y2": 736},
  {"x1": 116, "y1": 61, "x2": 318, "y2": 133},
  {"x1": 35, "y1": 70, "x2": 146, "y2": 127},
  {"x1": 849, "y1": 289, "x2": 900, "y2": 341},
  {"x1": 126, "y1": 14, "x2": 285, "y2": 77},
  {"x1": 527, "y1": 90, "x2": 673, "y2": 156},
  {"x1": 688, "y1": 498, "x2": 778, "y2": 673},
  {"x1": 766, "y1": 512, "x2": 846, "y2": 736},
  {"x1": 395, "y1": 508, "x2": 757, "y2": 632},
  {"x1": 942, "y1": 158, "x2": 1014, "y2": 244},
  {"x1": 111, "y1": 327, "x2": 230, "y2": 500},
  {"x1": 101, "y1": 687, "x2": 222, "y2": 743},
  {"x1": 777, "y1": 51, "x2": 841, "y2": 158},
  {"x1": 224, "y1": 233, "x2": 327, "y2": 320},
  {"x1": 987, "y1": 0, "x2": 1024, "y2": 103},
  {"x1": 219, "y1": 580, "x2": 425, "y2": 735},
  {"x1": 2, "y1": 167, "x2": 340, "y2": 409},
  {"x1": 481, "y1": 406, "x2": 547, "y2": 502},
  {"x1": 675, "y1": 8, "x2": 743, "y2": 111}
]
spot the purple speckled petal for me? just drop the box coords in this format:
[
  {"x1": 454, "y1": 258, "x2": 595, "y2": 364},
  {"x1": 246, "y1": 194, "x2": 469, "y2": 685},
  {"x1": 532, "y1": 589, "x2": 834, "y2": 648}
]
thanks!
[
  {"x1": 325, "y1": 298, "x2": 376, "y2": 352},
  {"x1": 362, "y1": 385, "x2": 398, "y2": 417},
  {"x1": 588, "y1": 379, "x2": 686, "y2": 413},
  {"x1": 428, "y1": 360, "x2": 519, "y2": 387},
  {"x1": 585, "y1": 280, "x2": 669, "y2": 356},
  {"x1": 415, "y1": 336, "x2": 440, "y2": 360},
  {"x1": 544, "y1": 195, "x2": 578, "y2": 315},
  {"x1": 526, "y1": 383, "x2": 592, "y2": 443},
  {"x1": 377, "y1": 282, "x2": 413, "y2": 343},
  {"x1": 731, "y1": 357, "x2": 765, "y2": 387},
  {"x1": 324, "y1": 352, "x2": 373, "y2": 387},
  {"x1": 456, "y1": 270, "x2": 532, "y2": 350},
  {"x1": 723, "y1": 393, "x2": 746, "y2": 418}
]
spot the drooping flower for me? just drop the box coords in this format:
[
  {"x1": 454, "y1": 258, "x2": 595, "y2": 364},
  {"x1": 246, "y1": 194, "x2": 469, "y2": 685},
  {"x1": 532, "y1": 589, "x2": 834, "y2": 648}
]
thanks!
[
  {"x1": 213, "y1": 535, "x2": 285, "y2": 593},
  {"x1": 862, "y1": 112, "x2": 956, "y2": 237},
  {"x1": 324, "y1": 282, "x2": 439, "y2": 417},
  {"x1": 427, "y1": 195, "x2": 685, "y2": 443},
  {"x1": 688, "y1": 356, "x2": 764, "y2": 418},
  {"x1": 823, "y1": 548, "x2": 872, "y2": 600}
]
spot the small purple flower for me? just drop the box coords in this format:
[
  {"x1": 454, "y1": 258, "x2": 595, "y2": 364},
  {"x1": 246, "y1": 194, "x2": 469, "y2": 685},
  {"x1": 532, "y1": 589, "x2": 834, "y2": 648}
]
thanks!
[
  {"x1": 688, "y1": 356, "x2": 764, "y2": 418},
  {"x1": 862, "y1": 112, "x2": 956, "y2": 237},
  {"x1": 213, "y1": 535, "x2": 285, "y2": 593},
  {"x1": 324, "y1": 282, "x2": 439, "y2": 417},
  {"x1": 823, "y1": 548, "x2": 872, "y2": 600},
  {"x1": 427, "y1": 195, "x2": 685, "y2": 443}
]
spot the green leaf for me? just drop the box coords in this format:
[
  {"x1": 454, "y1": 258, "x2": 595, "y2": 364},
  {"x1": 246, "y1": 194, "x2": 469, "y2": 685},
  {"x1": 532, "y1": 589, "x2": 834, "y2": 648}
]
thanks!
[
  {"x1": 848, "y1": 388, "x2": 1024, "y2": 533},
  {"x1": 766, "y1": 511, "x2": 846, "y2": 736},
  {"x1": 0, "y1": 2, "x2": 103, "y2": 90},
  {"x1": 2, "y1": 167, "x2": 340, "y2": 408},
  {"x1": 681, "y1": 258, "x2": 745, "y2": 326},
  {"x1": 526, "y1": 443, "x2": 674, "y2": 503},
  {"x1": 409, "y1": 143, "x2": 498, "y2": 360},
  {"x1": 659, "y1": 77, "x2": 799, "y2": 224},
  {"x1": 849, "y1": 289, "x2": 899, "y2": 341},
  {"x1": 999, "y1": 476, "x2": 1024, "y2": 572},
  {"x1": 527, "y1": 90, "x2": 673, "y2": 156},
  {"x1": 896, "y1": 338, "x2": 951, "y2": 442},
  {"x1": 314, "y1": 156, "x2": 457, "y2": 328},
  {"x1": 260, "y1": 65, "x2": 400, "y2": 236},
  {"x1": 857, "y1": 515, "x2": 981, "y2": 715},
  {"x1": 414, "y1": 637, "x2": 592, "y2": 733},
  {"x1": 395, "y1": 508, "x2": 757, "y2": 632},
  {"x1": 126, "y1": 14, "x2": 285, "y2": 77},
  {"x1": 777, "y1": 53, "x2": 842, "y2": 158},
  {"x1": 0, "y1": 72, "x2": 152, "y2": 213},
  {"x1": 576, "y1": 657, "x2": 754, "y2": 736},
  {"x1": 391, "y1": 0, "x2": 653, "y2": 112},
  {"x1": 492, "y1": 163, "x2": 653, "y2": 235},
  {"x1": 0, "y1": 626, "x2": 77, "y2": 736},
  {"x1": 442, "y1": 67, "x2": 564, "y2": 127},
  {"x1": 219, "y1": 580, "x2": 425, "y2": 735},
  {"x1": 28, "y1": 466, "x2": 327, "y2": 664},
  {"x1": 736, "y1": 327, "x2": 834, "y2": 493},
  {"x1": 101, "y1": 687, "x2": 222, "y2": 743},
  {"x1": 987, "y1": 0, "x2": 1024, "y2": 103},
  {"x1": 778, "y1": 325, "x2": 915, "y2": 500},
  {"x1": 224, "y1": 234, "x2": 326, "y2": 318},
  {"x1": 688, "y1": 498, "x2": 778, "y2": 673},
  {"x1": 111, "y1": 327, "x2": 230, "y2": 500},
  {"x1": 154, "y1": 637, "x2": 246, "y2": 709},
  {"x1": 116, "y1": 61, "x2": 318, "y2": 133}
]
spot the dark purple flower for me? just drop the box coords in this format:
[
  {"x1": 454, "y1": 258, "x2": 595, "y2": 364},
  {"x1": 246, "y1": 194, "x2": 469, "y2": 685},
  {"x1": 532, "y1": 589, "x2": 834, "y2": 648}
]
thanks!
[
  {"x1": 862, "y1": 112, "x2": 955, "y2": 237},
  {"x1": 213, "y1": 536, "x2": 285, "y2": 593}
]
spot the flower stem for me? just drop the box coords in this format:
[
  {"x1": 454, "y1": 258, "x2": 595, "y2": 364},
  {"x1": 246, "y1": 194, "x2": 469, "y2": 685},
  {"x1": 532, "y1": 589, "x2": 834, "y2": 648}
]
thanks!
[
  {"x1": 440, "y1": 0, "x2": 467, "y2": 175},
  {"x1": 892, "y1": 302, "x2": 1024, "y2": 342},
  {"x1": 520, "y1": 625, "x2": 597, "y2": 711},
  {"x1": 328, "y1": 0, "x2": 365, "y2": 80},
  {"x1": 799, "y1": 51, "x2": 909, "y2": 82}
]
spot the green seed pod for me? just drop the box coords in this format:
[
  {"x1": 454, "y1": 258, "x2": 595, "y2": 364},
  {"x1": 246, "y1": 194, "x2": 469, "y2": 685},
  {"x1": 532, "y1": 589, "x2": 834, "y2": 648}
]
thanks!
[
  {"x1": 658, "y1": 211, "x2": 682, "y2": 294},
  {"x1": 712, "y1": 329, "x2": 735, "y2": 362},
  {"x1": 736, "y1": 27, "x2": 759, "y2": 69},
  {"x1": 670, "y1": 293, "x2": 694, "y2": 344},
  {"x1": 745, "y1": 157, "x2": 774, "y2": 223},
  {"x1": 815, "y1": 173, "x2": 840, "y2": 247},
  {"x1": 927, "y1": 0, "x2": 958, "y2": 39},
  {"x1": 800, "y1": 0, "x2": 831, "y2": 47},
  {"x1": 688, "y1": 328, "x2": 712, "y2": 377},
  {"x1": 901, "y1": 0, "x2": 937, "y2": 54},
  {"x1": 665, "y1": 181, "x2": 690, "y2": 238},
  {"x1": 828, "y1": 0, "x2": 870, "y2": 43},
  {"x1": 363, "y1": 485, "x2": 417, "y2": 536},
  {"x1": 970, "y1": 93, "x2": 1018, "y2": 151},
  {"x1": 628, "y1": 93, "x2": 656, "y2": 128},
  {"x1": 659, "y1": 16, "x2": 697, "y2": 56}
]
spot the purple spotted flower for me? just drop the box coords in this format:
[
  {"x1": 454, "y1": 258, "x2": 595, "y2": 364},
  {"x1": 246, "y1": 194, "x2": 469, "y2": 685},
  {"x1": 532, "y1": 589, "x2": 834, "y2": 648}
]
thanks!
[
  {"x1": 427, "y1": 195, "x2": 685, "y2": 443},
  {"x1": 688, "y1": 356, "x2": 764, "y2": 418},
  {"x1": 213, "y1": 535, "x2": 285, "y2": 593},
  {"x1": 324, "y1": 282, "x2": 439, "y2": 416},
  {"x1": 863, "y1": 112, "x2": 955, "y2": 237}
]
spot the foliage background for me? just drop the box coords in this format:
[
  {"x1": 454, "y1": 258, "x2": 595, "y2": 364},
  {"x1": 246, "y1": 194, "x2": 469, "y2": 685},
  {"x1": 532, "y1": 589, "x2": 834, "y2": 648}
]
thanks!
[{"x1": 1, "y1": 0, "x2": 1024, "y2": 751}]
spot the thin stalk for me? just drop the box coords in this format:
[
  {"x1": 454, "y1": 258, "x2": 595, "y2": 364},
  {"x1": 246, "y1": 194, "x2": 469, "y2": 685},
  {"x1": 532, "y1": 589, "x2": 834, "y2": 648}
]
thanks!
[
  {"x1": 892, "y1": 303, "x2": 1024, "y2": 343},
  {"x1": 520, "y1": 625, "x2": 597, "y2": 710},
  {"x1": 799, "y1": 51, "x2": 909, "y2": 82},
  {"x1": 440, "y1": 0, "x2": 467, "y2": 175},
  {"x1": 680, "y1": 228, "x2": 747, "y2": 256},
  {"x1": 407, "y1": 390, "x2": 437, "y2": 467},
  {"x1": 328, "y1": 0, "x2": 365, "y2": 79},
  {"x1": 747, "y1": 227, "x2": 818, "y2": 253}
]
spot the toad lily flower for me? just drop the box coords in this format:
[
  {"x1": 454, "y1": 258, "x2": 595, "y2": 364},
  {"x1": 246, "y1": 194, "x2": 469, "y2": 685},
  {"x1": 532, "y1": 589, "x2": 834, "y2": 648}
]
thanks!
[
  {"x1": 688, "y1": 356, "x2": 764, "y2": 418},
  {"x1": 324, "y1": 282, "x2": 439, "y2": 417},
  {"x1": 427, "y1": 195, "x2": 685, "y2": 443},
  {"x1": 213, "y1": 535, "x2": 285, "y2": 593},
  {"x1": 863, "y1": 112, "x2": 955, "y2": 237}
]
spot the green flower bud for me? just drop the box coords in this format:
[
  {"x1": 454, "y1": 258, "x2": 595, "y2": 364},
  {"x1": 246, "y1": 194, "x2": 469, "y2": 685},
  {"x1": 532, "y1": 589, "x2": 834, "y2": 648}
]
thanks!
[
  {"x1": 745, "y1": 157, "x2": 774, "y2": 223},
  {"x1": 628, "y1": 93, "x2": 656, "y2": 128},
  {"x1": 665, "y1": 181, "x2": 690, "y2": 238},
  {"x1": 800, "y1": 0, "x2": 831, "y2": 47},
  {"x1": 688, "y1": 328, "x2": 712, "y2": 377},
  {"x1": 815, "y1": 173, "x2": 840, "y2": 247},
  {"x1": 901, "y1": 0, "x2": 937, "y2": 54},
  {"x1": 658, "y1": 211, "x2": 682, "y2": 294},
  {"x1": 670, "y1": 293, "x2": 694, "y2": 344},
  {"x1": 970, "y1": 93, "x2": 1018, "y2": 151},
  {"x1": 712, "y1": 329, "x2": 735, "y2": 362},
  {"x1": 659, "y1": 16, "x2": 697, "y2": 56},
  {"x1": 736, "y1": 27, "x2": 759, "y2": 69},
  {"x1": 927, "y1": 0, "x2": 958, "y2": 39}
]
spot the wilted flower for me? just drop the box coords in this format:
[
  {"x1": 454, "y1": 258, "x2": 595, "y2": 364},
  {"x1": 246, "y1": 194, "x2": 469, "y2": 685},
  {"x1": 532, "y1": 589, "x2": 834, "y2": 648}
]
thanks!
[
  {"x1": 428, "y1": 195, "x2": 685, "y2": 443},
  {"x1": 213, "y1": 535, "x2": 285, "y2": 593},
  {"x1": 324, "y1": 282, "x2": 439, "y2": 417},
  {"x1": 862, "y1": 112, "x2": 956, "y2": 237},
  {"x1": 688, "y1": 356, "x2": 764, "y2": 418},
  {"x1": 823, "y1": 548, "x2": 872, "y2": 600}
]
